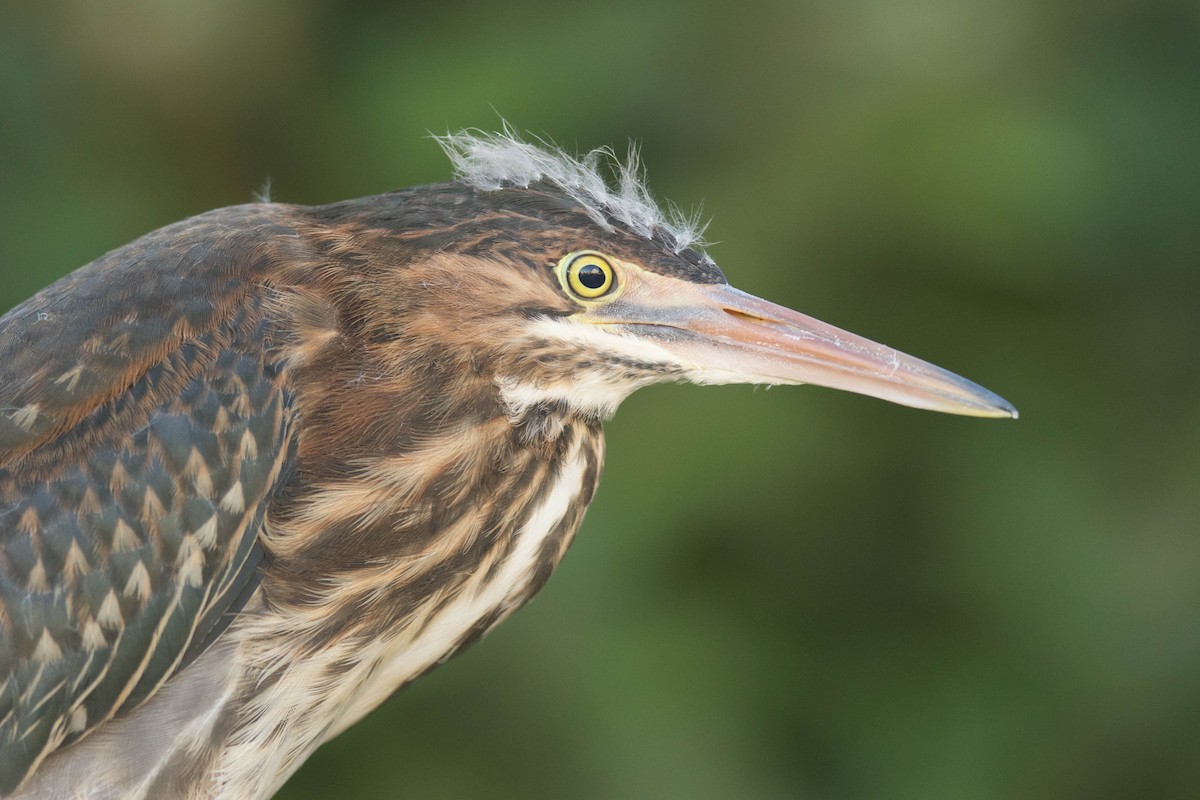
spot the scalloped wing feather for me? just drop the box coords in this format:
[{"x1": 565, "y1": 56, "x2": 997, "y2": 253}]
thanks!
[{"x1": 0, "y1": 211, "x2": 298, "y2": 794}]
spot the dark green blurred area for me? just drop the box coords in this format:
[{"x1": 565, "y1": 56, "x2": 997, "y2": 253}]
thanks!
[{"x1": 2, "y1": 1, "x2": 1198, "y2": 798}]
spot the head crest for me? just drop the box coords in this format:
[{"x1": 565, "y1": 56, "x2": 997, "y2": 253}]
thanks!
[{"x1": 435, "y1": 127, "x2": 708, "y2": 253}]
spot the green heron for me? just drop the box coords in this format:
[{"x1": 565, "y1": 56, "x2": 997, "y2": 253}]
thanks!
[{"x1": 0, "y1": 130, "x2": 1014, "y2": 798}]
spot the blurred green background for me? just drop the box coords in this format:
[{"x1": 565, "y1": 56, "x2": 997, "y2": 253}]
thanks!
[{"x1": 2, "y1": 1, "x2": 1198, "y2": 798}]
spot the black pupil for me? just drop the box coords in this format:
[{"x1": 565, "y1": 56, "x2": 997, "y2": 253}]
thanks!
[{"x1": 577, "y1": 263, "x2": 607, "y2": 290}]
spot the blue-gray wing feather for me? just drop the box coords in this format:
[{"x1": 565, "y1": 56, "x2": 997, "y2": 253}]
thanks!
[{"x1": 0, "y1": 210, "x2": 299, "y2": 794}]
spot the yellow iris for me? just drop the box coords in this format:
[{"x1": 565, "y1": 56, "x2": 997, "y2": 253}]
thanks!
[{"x1": 560, "y1": 251, "x2": 617, "y2": 300}]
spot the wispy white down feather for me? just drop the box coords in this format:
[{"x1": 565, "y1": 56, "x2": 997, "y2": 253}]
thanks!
[{"x1": 436, "y1": 126, "x2": 708, "y2": 253}]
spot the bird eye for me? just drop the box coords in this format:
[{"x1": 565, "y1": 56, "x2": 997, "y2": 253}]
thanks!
[{"x1": 560, "y1": 251, "x2": 617, "y2": 301}]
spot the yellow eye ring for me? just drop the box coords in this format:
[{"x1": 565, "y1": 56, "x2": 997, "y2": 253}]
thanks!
[{"x1": 559, "y1": 251, "x2": 617, "y2": 301}]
